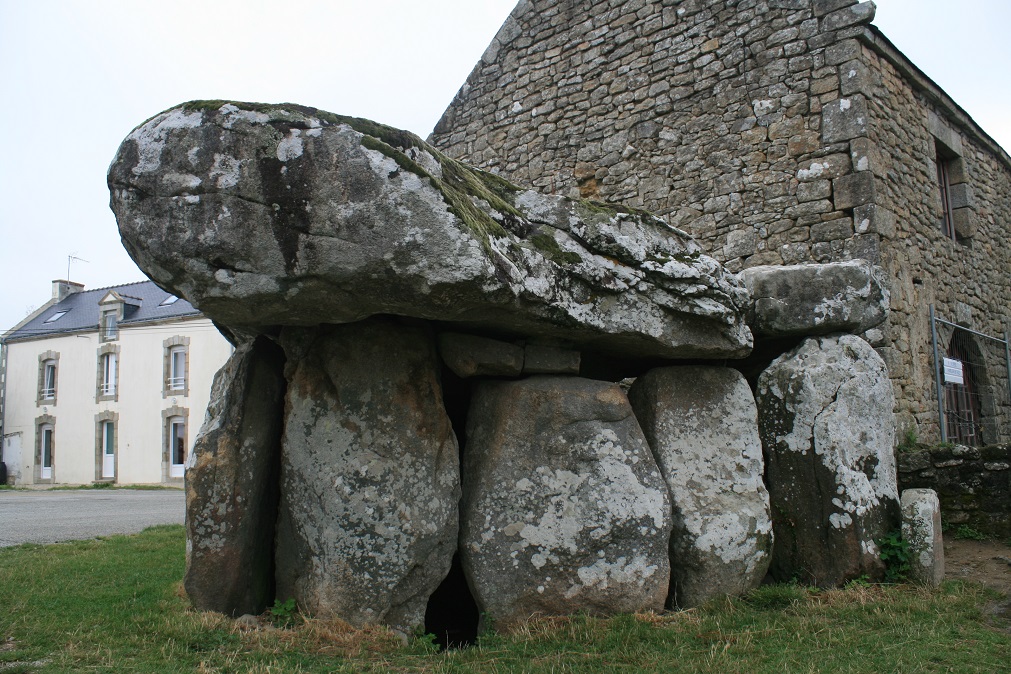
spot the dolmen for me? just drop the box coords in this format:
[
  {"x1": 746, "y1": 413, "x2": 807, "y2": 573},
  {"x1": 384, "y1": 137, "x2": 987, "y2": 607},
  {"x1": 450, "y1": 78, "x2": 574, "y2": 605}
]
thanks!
[{"x1": 109, "y1": 102, "x2": 900, "y2": 637}]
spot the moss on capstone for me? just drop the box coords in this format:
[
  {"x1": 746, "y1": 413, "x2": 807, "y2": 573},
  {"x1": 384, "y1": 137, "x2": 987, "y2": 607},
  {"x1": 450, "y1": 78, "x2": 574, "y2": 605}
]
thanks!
[{"x1": 530, "y1": 233, "x2": 582, "y2": 266}]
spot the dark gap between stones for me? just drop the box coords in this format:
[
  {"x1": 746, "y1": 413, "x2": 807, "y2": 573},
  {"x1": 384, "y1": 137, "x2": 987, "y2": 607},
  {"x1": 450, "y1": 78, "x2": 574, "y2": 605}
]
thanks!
[{"x1": 424, "y1": 364, "x2": 480, "y2": 650}]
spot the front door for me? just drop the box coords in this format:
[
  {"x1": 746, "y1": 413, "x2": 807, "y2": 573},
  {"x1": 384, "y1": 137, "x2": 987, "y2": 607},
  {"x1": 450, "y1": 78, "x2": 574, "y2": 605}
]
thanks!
[
  {"x1": 40, "y1": 425, "x2": 53, "y2": 480},
  {"x1": 102, "y1": 421, "x2": 115, "y2": 479},
  {"x1": 169, "y1": 417, "x2": 186, "y2": 478}
]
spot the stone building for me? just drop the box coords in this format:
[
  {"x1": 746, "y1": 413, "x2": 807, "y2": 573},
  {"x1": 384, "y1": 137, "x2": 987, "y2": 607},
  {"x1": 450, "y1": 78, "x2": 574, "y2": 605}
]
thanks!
[
  {"x1": 0, "y1": 280, "x2": 233, "y2": 485},
  {"x1": 430, "y1": 0, "x2": 1011, "y2": 445}
]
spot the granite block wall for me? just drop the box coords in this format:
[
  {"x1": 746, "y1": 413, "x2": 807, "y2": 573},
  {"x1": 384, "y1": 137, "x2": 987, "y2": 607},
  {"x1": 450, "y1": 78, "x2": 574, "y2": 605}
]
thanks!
[{"x1": 430, "y1": 0, "x2": 1011, "y2": 444}]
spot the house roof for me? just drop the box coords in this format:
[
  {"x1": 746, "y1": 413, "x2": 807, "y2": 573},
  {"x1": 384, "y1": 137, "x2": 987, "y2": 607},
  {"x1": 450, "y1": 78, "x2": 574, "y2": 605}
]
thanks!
[{"x1": 2, "y1": 281, "x2": 201, "y2": 343}]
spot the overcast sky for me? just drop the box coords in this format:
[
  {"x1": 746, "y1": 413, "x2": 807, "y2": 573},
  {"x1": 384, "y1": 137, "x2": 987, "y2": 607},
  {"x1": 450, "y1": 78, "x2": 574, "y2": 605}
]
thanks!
[{"x1": 1, "y1": 0, "x2": 1008, "y2": 333}]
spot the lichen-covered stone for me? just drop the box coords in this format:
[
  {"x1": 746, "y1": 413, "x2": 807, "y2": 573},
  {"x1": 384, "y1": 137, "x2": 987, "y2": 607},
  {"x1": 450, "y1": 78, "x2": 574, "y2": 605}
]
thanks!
[
  {"x1": 628, "y1": 366, "x2": 773, "y2": 607},
  {"x1": 107, "y1": 102, "x2": 751, "y2": 360},
  {"x1": 461, "y1": 376, "x2": 671, "y2": 631},
  {"x1": 757, "y1": 334, "x2": 899, "y2": 586},
  {"x1": 273, "y1": 319, "x2": 459, "y2": 633},
  {"x1": 900, "y1": 488, "x2": 944, "y2": 587},
  {"x1": 740, "y1": 260, "x2": 888, "y2": 338},
  {"x1": 184, "y1": 336, "x2": 286, "y2": 616}
]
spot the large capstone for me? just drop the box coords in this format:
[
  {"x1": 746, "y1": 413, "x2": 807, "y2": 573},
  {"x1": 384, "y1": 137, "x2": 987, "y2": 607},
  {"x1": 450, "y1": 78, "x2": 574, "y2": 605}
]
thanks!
[
  {"x1": 757, "y1": 334, "x2": 899, "y2": 586},
  {"x1": 461, "y1": 376, "x2": 671, "y2": 631},
  {"x1": 107, "y1": 102, "x2": 751, "y2": 360},
  {"x1": 273, "y1": 319, "x2": 460, "y2": 634},
  {"x1": 184, "y1": 337, "x2": 286, "y2": 616},
  {"x1": 628, "y1": 366, "x2": 772, "y2": 608},
  {"x1": 740, "y1": 260, "x2": 889, "y2": 338}
]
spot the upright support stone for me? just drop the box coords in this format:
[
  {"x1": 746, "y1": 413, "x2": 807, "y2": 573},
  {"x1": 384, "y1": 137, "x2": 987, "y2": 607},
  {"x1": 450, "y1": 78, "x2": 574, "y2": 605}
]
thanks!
[
  {"x1": 274, "y1": 319, "x2": 460, "y2": 634},
  {"x1": 185, "y1": 336, "x2": 287, "y2": 616},
  {"x1": 461, "y1": 376, "x2": 671, "y2": 631},
  {"x1": 757, "y1": 334, "x2": 900, "y2": 586},
  {"x1": 628, "y1": 366, "x2": 773, "y2": 607},
  {"x1": 901, "y1": 489, "x2": 944, "y2": 587}
]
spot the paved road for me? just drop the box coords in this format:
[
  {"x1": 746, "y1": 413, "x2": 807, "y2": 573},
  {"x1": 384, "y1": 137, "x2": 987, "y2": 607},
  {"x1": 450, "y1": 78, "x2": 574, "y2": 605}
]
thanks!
[{"x1": 0, "y1": 489, "x2": 185, "y2": 547}]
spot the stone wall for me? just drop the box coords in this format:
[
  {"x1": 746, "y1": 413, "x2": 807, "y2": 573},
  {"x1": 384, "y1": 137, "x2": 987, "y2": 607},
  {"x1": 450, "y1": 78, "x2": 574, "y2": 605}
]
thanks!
[
  {"x1": 430, "y1": 0, "x2": 1011, "y2": 445},
  {"x1": 431, "y1": 0, "x2": 884, "y2": 271},
  {"x1": 898, "y1": 445, "x2": 1011, "y2": 539},
  {"x1": 856, "y1": 33, "x2": 1011, "y2": 443}
]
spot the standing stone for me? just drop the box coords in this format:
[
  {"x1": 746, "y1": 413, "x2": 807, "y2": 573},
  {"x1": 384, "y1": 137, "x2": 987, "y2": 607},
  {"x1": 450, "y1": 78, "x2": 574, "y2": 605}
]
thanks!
[
  {"x1": 628, "y1": 366, "x2": 773, "y2": 608},
  {"x1": 274, "y1": 319, "x2": 460, "y2": 634},
  {"x1": 757, "y1": 334, "x2": 899, "y2": 586},
  {"x1": 901, "y1": 489, "x2": 944, "y2": 587},
  {"x1": 185, "y1": 336, "x2": 286, "y2": 616},
  {"x1": 462, "y1": 376, "x2": 671, "y2": 631}
]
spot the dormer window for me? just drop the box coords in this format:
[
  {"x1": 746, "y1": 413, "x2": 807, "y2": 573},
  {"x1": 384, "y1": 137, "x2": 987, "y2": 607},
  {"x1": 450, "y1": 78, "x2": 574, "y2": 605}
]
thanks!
[{"x1": 102, "y1": 310, "x2": 118, "y2": 341}]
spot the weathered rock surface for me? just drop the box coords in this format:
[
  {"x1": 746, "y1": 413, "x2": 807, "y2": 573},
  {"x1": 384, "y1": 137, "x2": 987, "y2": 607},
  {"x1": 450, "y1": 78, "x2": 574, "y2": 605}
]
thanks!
[
  {"x1": 901, "y1": 488, "x2": 944, "y2": 587},
  {"x1": 757, "y1": 334, "x2": 899, "y2": 586},
  {"x1": 107, "y1": 101, "x2": 751, "y2": 359},
  {"x1": 184, "y1": 336, "x2": 286, "y2": 616},
  {"x1": 461, "y1": 376, "x2": 671, "y2": 630},
  {"x1": 740, "y1": 260, "x2": 888, "y2": 338},
  {"x1": 273, "y1": 319, "x2": 460, "y2": 633},
  {"x1": 437, "y1": 332, "x2": 524, "y2": 378},
  {"x1": 628, "y1": 366, "x2": 773, "y2": 607}
]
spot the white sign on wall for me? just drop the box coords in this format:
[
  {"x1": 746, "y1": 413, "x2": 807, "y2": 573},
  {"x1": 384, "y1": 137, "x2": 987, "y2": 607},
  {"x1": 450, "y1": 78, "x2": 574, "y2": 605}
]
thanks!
[{"x1": 943, "y1": 357, "x2": 964, "y2": 385}]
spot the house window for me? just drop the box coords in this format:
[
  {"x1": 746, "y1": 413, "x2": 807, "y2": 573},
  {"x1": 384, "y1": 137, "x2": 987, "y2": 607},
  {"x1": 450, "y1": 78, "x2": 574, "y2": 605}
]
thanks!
[
  {"x1": 96, "y1": 412, "x2": 118, "y2": 481},
  {"x1": 37, "y1": 351, "x2": 59, "y2": 405},
  {"x1": 935, "y1": 142, "x2": 957, "y2": 242},
  {"x1": 163, "y1": 337, "x2": 190, "y2": 396},
  {"x1": 96, "y1": 345, "x2": 120, "y2": 402},
  {"x1": 36, "y1": 418, "x2": 55, "y2": 482},
  {"x1": 101, "y1": 353, "x2": 117, "y2": 395},
  {"x1": 102, "y1": 310, "x2": 118, "y2": 341}
]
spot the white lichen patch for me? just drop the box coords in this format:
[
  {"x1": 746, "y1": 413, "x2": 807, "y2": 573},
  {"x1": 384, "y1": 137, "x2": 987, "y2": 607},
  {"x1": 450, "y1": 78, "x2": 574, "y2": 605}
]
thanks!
[
  {"x1": 218, "y1": 103, "x2": 270, "y2": 129},
  {"x1": 128, "y1": 108, "x2": 203, "y2": 175},
  {"x1": 276, "y1": 129, "x2": 304, "y2": 162},
  {"x1": 209, "y1": 154, "x2": 241, "y2": 189}
]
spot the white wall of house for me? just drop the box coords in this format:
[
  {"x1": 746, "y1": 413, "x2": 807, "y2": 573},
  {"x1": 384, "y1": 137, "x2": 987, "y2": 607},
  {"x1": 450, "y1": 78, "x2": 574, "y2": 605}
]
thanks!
[{"x1": 2, "y1": 317, "x2": 232, "y2": 485}]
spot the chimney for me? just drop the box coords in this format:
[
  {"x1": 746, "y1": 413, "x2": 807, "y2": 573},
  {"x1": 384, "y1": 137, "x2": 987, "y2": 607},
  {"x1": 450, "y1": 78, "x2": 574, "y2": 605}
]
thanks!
[{"x1": 52, "y1": 280, "x2": 85, "y2": 302}]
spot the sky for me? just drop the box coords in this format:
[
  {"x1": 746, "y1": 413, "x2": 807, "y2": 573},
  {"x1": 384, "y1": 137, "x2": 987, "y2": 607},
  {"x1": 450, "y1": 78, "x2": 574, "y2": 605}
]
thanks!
[{"x1": 1, "y1": 0, "x2": 1008, "y2": 333}]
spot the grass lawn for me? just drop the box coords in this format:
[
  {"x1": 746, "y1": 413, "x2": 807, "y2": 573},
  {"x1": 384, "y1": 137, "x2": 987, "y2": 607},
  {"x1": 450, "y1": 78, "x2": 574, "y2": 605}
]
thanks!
[{"x1": 1, "y1": 525, "x2": 1008, "y2": 673}]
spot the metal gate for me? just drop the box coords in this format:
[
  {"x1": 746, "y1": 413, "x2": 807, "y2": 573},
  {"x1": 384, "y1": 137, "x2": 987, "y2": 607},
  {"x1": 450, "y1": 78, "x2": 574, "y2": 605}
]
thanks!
[{"x1": 930, "y1": 305, "x2": 1011, "y2": 446}]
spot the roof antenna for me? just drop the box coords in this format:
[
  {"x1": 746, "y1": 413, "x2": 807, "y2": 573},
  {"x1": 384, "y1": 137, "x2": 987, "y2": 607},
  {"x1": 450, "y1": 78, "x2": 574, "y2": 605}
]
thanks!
[{"x1": 67, "y1": 254, "x2": 89, "y2": 282}]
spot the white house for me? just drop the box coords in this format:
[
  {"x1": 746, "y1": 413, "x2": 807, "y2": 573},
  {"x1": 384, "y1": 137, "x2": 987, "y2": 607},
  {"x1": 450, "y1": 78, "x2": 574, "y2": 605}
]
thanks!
[{"x1": 0, "y1": 280, "x2": 232, "y2": 486}]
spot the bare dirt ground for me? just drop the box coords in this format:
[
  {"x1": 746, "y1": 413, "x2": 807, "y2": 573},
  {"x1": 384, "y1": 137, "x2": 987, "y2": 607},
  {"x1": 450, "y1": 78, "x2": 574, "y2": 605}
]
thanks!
[
  {"x1": 945, "y1": 538, "x2": 1011, "y2": 628},
  {"x1": 945, "y1": 538, "x2": 1011, "y2": 595}
]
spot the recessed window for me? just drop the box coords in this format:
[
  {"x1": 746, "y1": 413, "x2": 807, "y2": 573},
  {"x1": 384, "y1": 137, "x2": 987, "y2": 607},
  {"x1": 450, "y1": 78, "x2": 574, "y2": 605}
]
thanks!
[
  {"x1": 163, "y1": 337, "x2": 191, "y2": 397},
  {"x1": 101, "y1": 353, "x2": 117, "y2": 396},
  {"x1": 160, "y1": 295, "x2": 179, "y2": 306},
  {"x1": 169, "y1": 347, "x2": 186, "y2": 391},
  {"x1": 935, "y1": 142, "x2": 957, "y2": 242},
  {"x1": 44, "y1": 311, "x2": 68, "y2": 323},
  {"x1": 41, "y1": 361, "x2": 56, "y2": 400},
  {"x1": 97, "y1": 347, "x2": 120, "y2": 402},
  {"x1": 37, "y1": 351, "x2": 60, "y2": 406}
]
